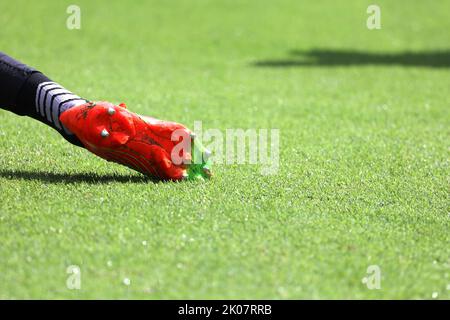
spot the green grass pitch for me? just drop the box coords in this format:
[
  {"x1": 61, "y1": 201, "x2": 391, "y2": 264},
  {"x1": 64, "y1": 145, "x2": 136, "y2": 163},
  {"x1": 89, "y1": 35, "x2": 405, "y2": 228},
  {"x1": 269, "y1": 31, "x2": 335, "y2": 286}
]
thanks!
[{"x1": 0, "y1": 0, "x2": 449, "y2": 299}]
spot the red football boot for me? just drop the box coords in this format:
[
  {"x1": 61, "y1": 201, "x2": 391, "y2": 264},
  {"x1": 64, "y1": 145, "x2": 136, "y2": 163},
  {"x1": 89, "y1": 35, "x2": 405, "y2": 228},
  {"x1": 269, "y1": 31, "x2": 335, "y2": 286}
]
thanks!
[{"x1": 59, "y1": 101, "x2": 212, "y2": 181}]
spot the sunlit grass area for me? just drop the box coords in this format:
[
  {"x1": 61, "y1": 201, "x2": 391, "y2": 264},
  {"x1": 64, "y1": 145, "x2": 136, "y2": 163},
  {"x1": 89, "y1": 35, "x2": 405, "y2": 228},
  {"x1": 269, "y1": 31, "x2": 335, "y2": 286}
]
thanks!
[{"x1": 0, "y1": 0, "x2": 449, "y2": 299}]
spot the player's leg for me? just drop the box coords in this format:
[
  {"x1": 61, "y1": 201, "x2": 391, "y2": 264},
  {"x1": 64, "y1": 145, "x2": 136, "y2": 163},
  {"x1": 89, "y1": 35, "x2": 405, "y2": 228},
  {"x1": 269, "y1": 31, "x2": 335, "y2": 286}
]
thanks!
[
  {"x1": 0, "y1": 52, "x2": 211, "y2": 180},
  {"x1": 0, "y1": 52, "x2": 87, "y2": 146}
]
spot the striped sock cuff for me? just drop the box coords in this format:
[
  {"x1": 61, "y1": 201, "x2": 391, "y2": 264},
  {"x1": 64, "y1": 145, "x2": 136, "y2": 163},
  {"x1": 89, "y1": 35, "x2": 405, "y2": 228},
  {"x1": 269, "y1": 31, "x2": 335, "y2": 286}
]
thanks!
[{"x1": 35, "y1": 81, "x2": 87, "y2": 133}]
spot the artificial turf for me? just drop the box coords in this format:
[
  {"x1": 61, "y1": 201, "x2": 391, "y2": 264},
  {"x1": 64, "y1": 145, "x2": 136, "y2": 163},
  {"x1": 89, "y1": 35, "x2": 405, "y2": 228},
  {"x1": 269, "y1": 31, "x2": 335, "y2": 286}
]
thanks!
[{"x1": 0, "y1": 0, "x2": 449, "y2": 299}]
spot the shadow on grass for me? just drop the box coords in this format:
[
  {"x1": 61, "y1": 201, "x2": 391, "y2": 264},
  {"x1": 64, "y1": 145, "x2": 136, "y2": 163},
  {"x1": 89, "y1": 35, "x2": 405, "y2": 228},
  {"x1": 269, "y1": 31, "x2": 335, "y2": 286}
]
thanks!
[
  {"x1": 252, "y1": 49, "x2": 450, "y2": 68},
  {"x1": 0, "y1": 169, "x2": 153, "y2": 184}
]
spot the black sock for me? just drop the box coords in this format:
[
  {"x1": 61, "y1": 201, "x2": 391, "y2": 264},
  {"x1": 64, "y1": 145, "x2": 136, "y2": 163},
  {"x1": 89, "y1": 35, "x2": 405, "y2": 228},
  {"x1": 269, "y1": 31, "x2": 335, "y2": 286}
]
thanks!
[{"x1": 0, "y1": 52, "x2": 85, "y2": 147}]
